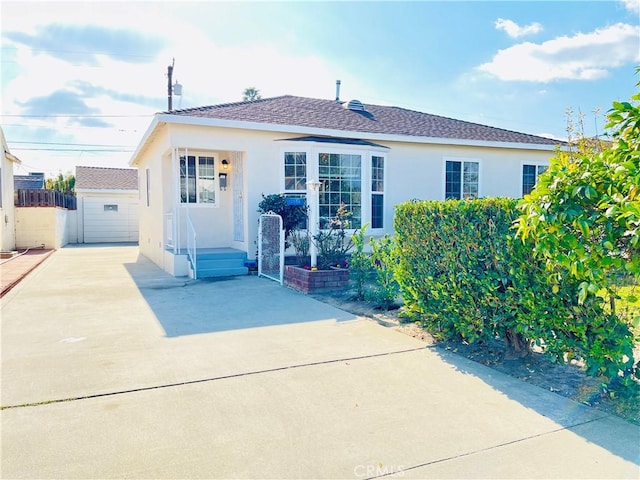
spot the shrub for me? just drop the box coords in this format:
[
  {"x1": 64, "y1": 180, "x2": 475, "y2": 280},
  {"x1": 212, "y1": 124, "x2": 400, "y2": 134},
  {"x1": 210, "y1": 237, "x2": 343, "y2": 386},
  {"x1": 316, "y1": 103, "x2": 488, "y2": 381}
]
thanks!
[
  {"x1": 257, "y1": 194, "x2": 308, "y2": 248},
  {"x1": 289, "y1": 229, "x2": 310, "y2": 266},
  {"x1": 312, "y1": 203, "x2": 354, "y2": 269},
  {"x1": 394, "y1": 198, "x2": 637, "y2": 389},
  {"x1": 349, "y1": 224, "x2": 371, "y2": 300},
  {"x1": 365, "y1": 234, "x2": 400, "y2": 310}
]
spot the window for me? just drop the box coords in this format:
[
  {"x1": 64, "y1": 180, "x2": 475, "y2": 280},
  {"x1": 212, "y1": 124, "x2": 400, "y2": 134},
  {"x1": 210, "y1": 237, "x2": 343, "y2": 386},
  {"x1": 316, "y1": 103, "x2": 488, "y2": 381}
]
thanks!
[
  {"x1": 522, "y1": 164, "x2": 548, "y2": 196},
  {"x1": 180, "y1": 155, "x2": 216, "y2": 204},
  {"x1": 319, "y1": 152, "x2": 362, "y2": 228},
  {"x1": 284, "y1": 152, "x2": 307, "y2": 192},
  {"x1": 145, "y1": 168, "x2": 150, "y2": 207},
  {"x1": 371, "y1": 155, "x2": 384, "y2": 228},
  {"x1": 104, "y1": 204, "x2": 118, "y2": 212},
  {"x1": 445, "y1": 160, "x2": 479, "y2": 199}
]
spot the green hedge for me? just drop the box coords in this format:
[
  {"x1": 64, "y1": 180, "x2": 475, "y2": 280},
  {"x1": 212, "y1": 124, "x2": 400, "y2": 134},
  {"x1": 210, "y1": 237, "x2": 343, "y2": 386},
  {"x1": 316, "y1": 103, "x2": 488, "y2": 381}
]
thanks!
[{"x1": 394, "y1": 198, "x2": 637, "y2": 385}]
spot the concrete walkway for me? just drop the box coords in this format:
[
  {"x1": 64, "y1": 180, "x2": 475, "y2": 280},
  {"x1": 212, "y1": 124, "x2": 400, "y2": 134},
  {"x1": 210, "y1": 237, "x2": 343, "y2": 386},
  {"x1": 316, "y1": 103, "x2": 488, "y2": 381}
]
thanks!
[{"x1": 1, "y1": 245, "x2": 638, "y2": 479}]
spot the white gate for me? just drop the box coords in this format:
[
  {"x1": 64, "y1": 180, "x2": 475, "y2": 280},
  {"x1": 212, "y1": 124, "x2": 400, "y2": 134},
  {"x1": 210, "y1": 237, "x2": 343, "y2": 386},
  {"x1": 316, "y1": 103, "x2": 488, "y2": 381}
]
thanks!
[{"x1": 258, "y1": 212, "x2": 284, "y2": 285}]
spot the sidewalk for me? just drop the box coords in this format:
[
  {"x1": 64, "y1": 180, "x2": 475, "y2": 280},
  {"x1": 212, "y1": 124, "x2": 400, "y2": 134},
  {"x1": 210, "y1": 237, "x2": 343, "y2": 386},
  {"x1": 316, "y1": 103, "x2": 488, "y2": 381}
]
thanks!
[{"x1": 0, "y1": 249, "x2": 54, "y2": 298}]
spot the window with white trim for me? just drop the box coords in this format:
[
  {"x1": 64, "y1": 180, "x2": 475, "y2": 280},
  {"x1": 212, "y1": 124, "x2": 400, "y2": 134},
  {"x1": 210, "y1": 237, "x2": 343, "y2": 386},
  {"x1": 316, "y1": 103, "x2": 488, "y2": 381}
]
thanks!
[
  {"x1": 371, "y1": 155, "x2": 384, "y2": 229},
  {"x1": 522, "y1": 164, "x2": 548, "y2": 196},
  {"x1": 284, "y1": 152, "x2": 307, "y2": 192},
  {"x1": 319, "y1": 152, "x2": 362, "y2": 228},
  {"x1": 445, "y1": 159, "x2": 479, "y2": 199},
  {"x1": 180, "y1": 155, "x2": 216, "y2": 204},
  {"x1": 145, "y1": 168, "x2": 150, "y2": 207}
]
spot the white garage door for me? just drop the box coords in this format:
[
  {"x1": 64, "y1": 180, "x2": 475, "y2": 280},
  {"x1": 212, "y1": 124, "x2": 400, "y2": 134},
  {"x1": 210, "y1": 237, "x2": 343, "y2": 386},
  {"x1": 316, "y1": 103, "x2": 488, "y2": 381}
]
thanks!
[{"x1": 83, "y1": 197, "x2": 139, "y2": 243}]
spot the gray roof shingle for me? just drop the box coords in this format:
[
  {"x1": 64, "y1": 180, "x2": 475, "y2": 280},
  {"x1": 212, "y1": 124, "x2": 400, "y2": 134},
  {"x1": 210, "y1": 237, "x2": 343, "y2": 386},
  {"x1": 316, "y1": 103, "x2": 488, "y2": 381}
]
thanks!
[
  {"x1": 168, "y1": 95, "x2": 558, "y2": 146},
  {"x1": 75, "y1": 166, "x2": 138, "y2": 190},
  {"x1": 14, "y1": 173, "x2": 45, "y2": 190}
]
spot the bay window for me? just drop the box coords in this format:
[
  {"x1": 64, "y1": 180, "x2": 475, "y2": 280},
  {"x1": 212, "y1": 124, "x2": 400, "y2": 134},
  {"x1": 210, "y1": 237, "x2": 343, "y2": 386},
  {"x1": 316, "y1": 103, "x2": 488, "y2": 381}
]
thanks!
[
  {"x1": 319, "y1": 152, "x2": 362, "y2": 229},
  {"x1": 282, "y1": 147, "x2": 389, "y2": 231},
  {"x1": 284, "y1": 152, "x2": 307, "y2": 192},
  {"x1": 371, "y1": 155, "x2": 384, "y2": 228}
]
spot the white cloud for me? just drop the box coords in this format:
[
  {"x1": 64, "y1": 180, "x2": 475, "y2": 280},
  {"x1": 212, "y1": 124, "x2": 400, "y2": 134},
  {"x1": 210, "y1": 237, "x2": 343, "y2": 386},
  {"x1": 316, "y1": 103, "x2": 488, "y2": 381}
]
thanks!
[
  {"x1": 478, "y1": 23, "x2": 640, "y2": 82},
  {"x1": 536, "y1": 132, "x2": 566, "y2": 142},
  {"x1": 495, "y1": 18, "x2": 543, "y2": 38},
  {"x1": 1, "y1": 2, "x2": 376, "y2": 173},
  {"x1": 621, "y1": 0, "x2": 640, "y2": 14}
]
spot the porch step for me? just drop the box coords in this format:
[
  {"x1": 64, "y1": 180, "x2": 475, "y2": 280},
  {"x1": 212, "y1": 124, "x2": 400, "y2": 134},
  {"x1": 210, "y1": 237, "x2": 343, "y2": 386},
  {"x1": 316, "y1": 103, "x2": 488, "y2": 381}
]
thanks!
[{"x1": 192, "y1": 249, "x2": 249, "y2": 278}]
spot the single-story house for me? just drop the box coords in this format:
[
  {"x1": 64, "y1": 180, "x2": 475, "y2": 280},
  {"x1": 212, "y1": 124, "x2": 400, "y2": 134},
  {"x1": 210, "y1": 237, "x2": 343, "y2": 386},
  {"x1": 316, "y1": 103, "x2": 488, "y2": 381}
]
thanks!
[
  {"x1": 75, "y1": 166, "x2": 139, "y2": 243},
  {"x1": 1, "y1": 127, "x2": 21, "y2": 253},
  {"x1": 129, "y1": 94, "x2": 558, "y2": 278}
]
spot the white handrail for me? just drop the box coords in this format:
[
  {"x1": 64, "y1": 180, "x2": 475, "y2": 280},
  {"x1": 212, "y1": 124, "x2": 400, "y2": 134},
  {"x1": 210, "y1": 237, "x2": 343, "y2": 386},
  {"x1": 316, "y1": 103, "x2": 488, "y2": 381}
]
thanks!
[{"x1": 186, "y1": 213, "x2": 197, "y2": 279}]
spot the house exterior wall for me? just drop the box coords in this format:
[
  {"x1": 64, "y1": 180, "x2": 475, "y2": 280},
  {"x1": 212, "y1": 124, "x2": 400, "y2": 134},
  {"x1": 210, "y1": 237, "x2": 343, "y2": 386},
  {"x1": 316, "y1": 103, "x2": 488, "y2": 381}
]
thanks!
[
  {"x1": 0, "y1": 155, "x2": 17, "y2": 251},
  {"x1": 134, "y1": 122, "x2": 554, "y2": 275},
  {"x1": 15, "y1": 207, "x2": 76, "y2": 249},
  {"x1": 139, "y1": 129, "x2": 170, "y2": 268}
]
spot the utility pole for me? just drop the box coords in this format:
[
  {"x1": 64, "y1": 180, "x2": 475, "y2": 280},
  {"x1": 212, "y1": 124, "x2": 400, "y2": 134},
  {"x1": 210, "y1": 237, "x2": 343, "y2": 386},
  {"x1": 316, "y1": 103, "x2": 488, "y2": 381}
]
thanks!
[{"x1": 167, "y1": 58, "x2": 174, "y2": 111}]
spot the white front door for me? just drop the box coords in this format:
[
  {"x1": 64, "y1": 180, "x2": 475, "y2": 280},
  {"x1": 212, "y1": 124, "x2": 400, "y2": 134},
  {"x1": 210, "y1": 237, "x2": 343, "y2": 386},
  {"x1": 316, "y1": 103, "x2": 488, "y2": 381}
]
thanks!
[{"x1": 232, "y1": 152, "x2": 244, "y2": 242}]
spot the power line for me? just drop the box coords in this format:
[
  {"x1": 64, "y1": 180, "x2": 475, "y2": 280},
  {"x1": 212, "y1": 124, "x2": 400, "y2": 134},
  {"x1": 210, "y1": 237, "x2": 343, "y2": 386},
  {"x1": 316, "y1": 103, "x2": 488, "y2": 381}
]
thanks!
[
  {"x1": 10, "y1": 141, "x2": 137, "y2": 147},
  {"x1": 11, "y1": 147, "x2": 134, "y2": 152},
  {"x1": 0, "y1": 123, "x2": 142, "y2": 132},
  {"x1": 1, "y1": 114, "x2": 153, "y2": 118}
]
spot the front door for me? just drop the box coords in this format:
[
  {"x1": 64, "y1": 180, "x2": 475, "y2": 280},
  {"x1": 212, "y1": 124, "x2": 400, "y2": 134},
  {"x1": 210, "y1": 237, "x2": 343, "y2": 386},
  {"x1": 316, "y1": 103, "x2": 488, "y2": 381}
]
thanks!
[{"x1": 232, "y1": 152, "x2": 244, "y2": 242}]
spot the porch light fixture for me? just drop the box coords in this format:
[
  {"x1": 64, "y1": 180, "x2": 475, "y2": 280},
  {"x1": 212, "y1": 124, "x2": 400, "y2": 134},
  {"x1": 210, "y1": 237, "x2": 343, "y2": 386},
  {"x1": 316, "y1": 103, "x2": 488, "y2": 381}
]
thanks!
[{"x1": 221, "y1": 159, "x2": 229, "y2": 170}]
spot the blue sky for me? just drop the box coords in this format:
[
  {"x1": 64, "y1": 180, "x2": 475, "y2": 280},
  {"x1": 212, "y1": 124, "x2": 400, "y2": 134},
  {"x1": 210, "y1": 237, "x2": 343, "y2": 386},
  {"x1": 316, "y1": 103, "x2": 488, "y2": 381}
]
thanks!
[{"x1": 1, "y1": 0, "x2": 639, "y2": 177}]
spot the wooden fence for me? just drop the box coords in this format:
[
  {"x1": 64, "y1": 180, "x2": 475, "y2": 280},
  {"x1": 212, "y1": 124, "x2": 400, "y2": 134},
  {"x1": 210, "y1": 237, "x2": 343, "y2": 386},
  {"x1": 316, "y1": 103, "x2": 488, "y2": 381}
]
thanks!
[{"x1": 15, "y1": 189, "x2": 77, "y2": 210}]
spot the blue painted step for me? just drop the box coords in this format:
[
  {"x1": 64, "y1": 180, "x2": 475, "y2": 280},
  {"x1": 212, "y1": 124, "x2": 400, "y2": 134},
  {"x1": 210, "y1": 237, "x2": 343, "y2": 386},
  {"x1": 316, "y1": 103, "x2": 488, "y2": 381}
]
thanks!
[{"x1": 191, "y1": 249, "x2": 249, "y2": 278}]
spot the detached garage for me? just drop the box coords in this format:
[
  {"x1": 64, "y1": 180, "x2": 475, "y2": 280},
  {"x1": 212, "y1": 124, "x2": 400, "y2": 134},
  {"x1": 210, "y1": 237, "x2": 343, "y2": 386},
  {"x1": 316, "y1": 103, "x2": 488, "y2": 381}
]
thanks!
[{"x1": 75, "y1": 166, "x2": 139, "y2": 243}]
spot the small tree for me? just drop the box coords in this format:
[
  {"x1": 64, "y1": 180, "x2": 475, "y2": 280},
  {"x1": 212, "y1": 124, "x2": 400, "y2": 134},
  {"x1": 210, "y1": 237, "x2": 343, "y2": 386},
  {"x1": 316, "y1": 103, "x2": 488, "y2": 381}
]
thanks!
[
  {"x1": 516, "y1": 69, "x2": 640, "y2": 307},
  {"x1": 242, "y1": 87, "x2": 262, "y2": 101},
  {"x1": 516, "y1": 69, "x2": 640, "y2": 391},
  {"x1": 45, "y1": 173, "x2": 75, "y2": 196},
  {"x1": 312, "y1": 203, "x2": 354, "y2": 269},
  {"x1": 257, "y1": 194, "x2": 307, "y2": 248}
]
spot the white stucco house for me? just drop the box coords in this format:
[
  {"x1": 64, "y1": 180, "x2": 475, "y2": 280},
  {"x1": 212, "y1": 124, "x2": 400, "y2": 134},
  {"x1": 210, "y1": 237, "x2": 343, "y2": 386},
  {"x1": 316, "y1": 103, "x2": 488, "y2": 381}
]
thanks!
[
  {"x1": 129, "y1": 95, "x2": 558, "y2": 278},
  {"x1": 75, "y1": 166, "x2": 139, "y2": 243},
  {"x1": 1, "y1": 127, "x2": 21, "y2": 253}
]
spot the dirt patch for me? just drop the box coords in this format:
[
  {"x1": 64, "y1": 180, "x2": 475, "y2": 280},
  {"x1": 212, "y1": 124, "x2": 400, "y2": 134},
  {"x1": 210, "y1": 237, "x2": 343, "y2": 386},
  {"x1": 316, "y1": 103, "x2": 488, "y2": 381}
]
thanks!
[{"x1": 310, "y1": 289, "x2": 640, "y2": 425}]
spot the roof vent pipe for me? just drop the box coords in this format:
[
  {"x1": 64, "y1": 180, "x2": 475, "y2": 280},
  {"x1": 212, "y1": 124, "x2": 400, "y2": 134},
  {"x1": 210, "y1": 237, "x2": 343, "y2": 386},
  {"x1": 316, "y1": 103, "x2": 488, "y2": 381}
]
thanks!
[{"x1": 335, "y1": 80, "x2": 341, "y2": 102}]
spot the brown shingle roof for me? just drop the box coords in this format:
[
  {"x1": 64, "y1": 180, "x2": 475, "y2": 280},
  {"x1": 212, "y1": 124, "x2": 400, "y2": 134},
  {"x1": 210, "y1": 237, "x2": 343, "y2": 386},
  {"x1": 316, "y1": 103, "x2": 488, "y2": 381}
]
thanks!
[
  {"x1": 75, "y1": 166, "x2": 138, "y2": 190},
  {"x1": 169, "y1": 95, "x2": 558, "y2": 146}
]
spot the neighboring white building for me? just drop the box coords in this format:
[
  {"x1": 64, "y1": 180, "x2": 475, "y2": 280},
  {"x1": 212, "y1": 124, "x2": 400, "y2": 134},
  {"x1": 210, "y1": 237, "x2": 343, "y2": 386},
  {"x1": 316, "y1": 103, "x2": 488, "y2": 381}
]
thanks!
[
  {"x1": 129, "y1": 95, "x2": 559, "y2": 278},
  {"x1": 75, "y1": 166, "x2": 139, "y2": 243},
  {"x1": 1, "y1": 127, "x2": 21, "y2": 252}
]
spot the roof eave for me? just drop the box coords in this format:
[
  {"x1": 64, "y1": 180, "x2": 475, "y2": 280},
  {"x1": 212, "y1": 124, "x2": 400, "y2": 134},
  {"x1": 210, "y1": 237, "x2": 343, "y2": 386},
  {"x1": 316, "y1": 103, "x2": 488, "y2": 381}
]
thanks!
[
  {"x1": 76, "y1": 188, "x2": 138, "y2": 194},
  {"x1": 129, "y1": 115, "x2": 161, "y2": 167},
  {"x1": 6, "y1": 152, "x2": 21, "y2": 164}
]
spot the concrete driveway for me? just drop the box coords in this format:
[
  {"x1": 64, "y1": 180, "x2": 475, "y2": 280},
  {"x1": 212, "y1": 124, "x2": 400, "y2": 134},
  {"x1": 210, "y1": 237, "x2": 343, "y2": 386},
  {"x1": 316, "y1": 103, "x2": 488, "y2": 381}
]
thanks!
[{"x1": 1, "y1": 245, "x2": 638, "y2": 479}]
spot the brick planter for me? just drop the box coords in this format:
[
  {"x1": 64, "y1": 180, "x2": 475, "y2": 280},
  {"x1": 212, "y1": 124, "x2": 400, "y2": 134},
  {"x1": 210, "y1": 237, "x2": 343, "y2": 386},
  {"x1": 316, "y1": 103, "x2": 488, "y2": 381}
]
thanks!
[{"x1": 284, "y1": 265, "x2": 349, "y2": 294}]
